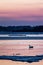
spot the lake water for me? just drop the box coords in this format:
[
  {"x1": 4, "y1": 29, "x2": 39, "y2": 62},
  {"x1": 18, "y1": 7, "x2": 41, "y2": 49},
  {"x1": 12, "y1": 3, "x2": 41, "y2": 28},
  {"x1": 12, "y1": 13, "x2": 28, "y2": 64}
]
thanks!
[
  {"x1": 0, "y1": 32, "x2": 43, "y2": 40},
  {"x1": 0, "y1": 32, "x2": 43, "y2": 56},
  {"x1": 0, "y1": 40, "x2": 43, "y2": 56}
]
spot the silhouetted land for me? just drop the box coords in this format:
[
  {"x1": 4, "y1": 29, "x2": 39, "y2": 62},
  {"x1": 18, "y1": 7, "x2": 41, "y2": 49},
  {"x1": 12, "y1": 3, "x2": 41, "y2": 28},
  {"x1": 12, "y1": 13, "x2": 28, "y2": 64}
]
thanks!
[
  {"x1": 0, "y1": 55, "x2": 43, "y2": 63},
  {"x1": 0, "y1": 25, "x2": 43, "y2": 32}
]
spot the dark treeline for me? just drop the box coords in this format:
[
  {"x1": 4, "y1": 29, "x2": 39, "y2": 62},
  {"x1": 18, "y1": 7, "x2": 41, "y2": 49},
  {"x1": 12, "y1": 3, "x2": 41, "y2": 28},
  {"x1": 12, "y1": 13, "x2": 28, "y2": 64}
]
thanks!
[{"x1": 0, "y1": 25, "x2": 43, "y2": 32}]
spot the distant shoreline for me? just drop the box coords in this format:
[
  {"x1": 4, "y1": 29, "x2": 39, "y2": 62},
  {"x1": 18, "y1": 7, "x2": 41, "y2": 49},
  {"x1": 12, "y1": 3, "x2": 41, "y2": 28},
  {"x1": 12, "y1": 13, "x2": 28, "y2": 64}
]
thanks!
[{"x1": 0, "y1": 25, "x2": 43, "y2": 32}]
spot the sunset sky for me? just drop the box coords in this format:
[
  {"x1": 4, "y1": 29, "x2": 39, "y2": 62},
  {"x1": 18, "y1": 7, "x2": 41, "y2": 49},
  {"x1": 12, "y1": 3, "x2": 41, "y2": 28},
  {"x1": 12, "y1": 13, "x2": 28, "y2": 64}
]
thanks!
[{"x1": 0, "y1": 0, "x2": 43, "y2": 26}]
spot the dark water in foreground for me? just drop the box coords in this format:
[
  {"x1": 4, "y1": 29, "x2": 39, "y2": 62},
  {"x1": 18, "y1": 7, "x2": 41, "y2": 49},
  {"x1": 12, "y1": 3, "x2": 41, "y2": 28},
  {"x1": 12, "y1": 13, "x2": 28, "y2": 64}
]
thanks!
[{"x1": 0, "y1": 55, "x2": 43, "y2": 63}]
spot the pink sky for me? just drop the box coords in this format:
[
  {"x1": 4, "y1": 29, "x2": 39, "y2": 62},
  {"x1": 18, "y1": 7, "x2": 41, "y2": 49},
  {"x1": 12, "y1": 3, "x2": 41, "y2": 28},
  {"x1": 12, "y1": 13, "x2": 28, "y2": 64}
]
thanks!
[{"x1": 0, "y1": 0, "x2": 43, "y2": 26}]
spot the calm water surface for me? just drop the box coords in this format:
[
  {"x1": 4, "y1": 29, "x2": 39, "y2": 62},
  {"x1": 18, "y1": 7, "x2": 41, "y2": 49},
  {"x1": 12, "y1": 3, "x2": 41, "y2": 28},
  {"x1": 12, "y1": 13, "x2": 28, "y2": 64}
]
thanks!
[{"x1": 0, "y1": 40, "x2": 43, "y2": 56}]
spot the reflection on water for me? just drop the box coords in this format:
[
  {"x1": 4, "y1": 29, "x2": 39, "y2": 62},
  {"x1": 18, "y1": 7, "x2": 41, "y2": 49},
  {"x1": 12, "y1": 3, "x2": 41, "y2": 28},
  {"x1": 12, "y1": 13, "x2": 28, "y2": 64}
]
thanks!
[
  {"x1": 0, "y1": 33, "x2": 43, "y2": 40},
  {"x1": 0, "y1": 40, "x2": 43, "y2": 56}
]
